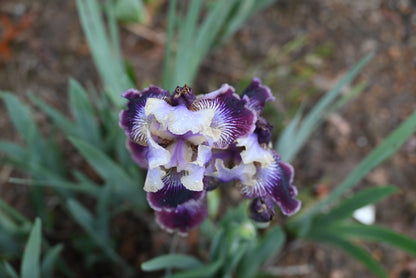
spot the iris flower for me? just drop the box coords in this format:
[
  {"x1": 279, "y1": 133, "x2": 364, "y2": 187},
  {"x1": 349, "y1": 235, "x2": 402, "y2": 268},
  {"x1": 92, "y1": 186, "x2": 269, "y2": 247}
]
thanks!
[{"x1": 119, "y1": 78, "x2": 301, "y2": 234}]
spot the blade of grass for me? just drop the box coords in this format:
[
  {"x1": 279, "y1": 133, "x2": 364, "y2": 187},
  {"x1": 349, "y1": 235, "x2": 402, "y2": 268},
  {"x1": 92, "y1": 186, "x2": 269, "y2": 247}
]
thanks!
[
  {"x1": 237, "y1": 226, "x2": 286, "y2": 278},
  {"x1": 142, "y1": 254, "x2": 204, "y2": 271},
  {"x1": 161, "y1": 0, "x2": 177, "y2": 89},
  {"x1": 76, "y1": 0, "x2": 132, "y2": 106},
  {"x1": 308, "y1": 232, "x2": 388, "y2": 278},
  {"x1": 278, "y1": 52, "x2": 374, "y2": 162},
  {"x1": 69, "y1": 79, "x2": 100, "y2": 146},
  {"x1": 169, "y1": 258, "x2": 224, "y2": 278},
  {"x1": 1, "y1": 261, "x2": 19, "y2": 278},
  {"x1": 21, "y1": 218, "x2": 42, "y2": 278},
  {"x1": 289, "y1": 109, "x2": 416, "y2": 234},
  {"x1": 315, "y1": 186, "x2": 398, "y2": 226},
  {"x1": 69, "y1": 137, "x2": 145, "y2": 207},
  {"x1": 41, "y1": 244, "x2": 64, "y2": 278},
  {"x1": 330, "y1": 224, "x2": 416, "y2": 256}
]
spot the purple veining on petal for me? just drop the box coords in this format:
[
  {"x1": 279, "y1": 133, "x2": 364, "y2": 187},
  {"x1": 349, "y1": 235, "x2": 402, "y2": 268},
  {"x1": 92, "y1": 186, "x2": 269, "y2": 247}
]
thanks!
[
  {"x1": 147, "y1": 169, "x2": 205, "y2": 210},
  {"x1": 119, "y1": 86, "x2": 169, "y2": 145},
  {"x1": 255, "y1": 117, "x2": 273, "y2": 144},
  {"x1": 126, "y1": 140, "x2": 149, "y2": 168},
  {"x1": 241, "y1": 78, "x2": 275, "y2": 115},
  {"x1": 171, "y1": 84, "x2": 196, "y2": 108},
  {"x1": 248, "y1": 197, "x2": 275, "y2": 223},
  {"x1": 191, "y1": 86, "x2": 256, "y2": 149},
  {"x1": 155, "y1": 194, "x2": 207, "y2": 234},
  {"x1": 239, "y1": 151, "x2": 301, "y2": 216}
]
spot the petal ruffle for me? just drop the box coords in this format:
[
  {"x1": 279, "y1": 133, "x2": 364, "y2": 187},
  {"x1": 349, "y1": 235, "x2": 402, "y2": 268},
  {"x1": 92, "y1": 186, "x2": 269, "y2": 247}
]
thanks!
[
  {"x1": 155, "y1": 194, "x2": 207, "y2": 235},
  {"x1": 241, "y1": 78, "x2": 274, "y2": 115},
  {"x1": 147, "y1": 169, "x2": 208, "y2": 234},
  {"x1": 145, "y1": 98, "x2": 215, "y2": 136},
  {"x1": 191, "y1": 84, "x2": 256, "y2": 149},
  {"x1": 119, "y1": 86, "x2": 169, "y2": 145}
]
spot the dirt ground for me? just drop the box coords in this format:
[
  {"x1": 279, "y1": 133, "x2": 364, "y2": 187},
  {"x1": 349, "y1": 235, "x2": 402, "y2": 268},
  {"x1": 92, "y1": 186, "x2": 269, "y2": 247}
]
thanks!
[{"x1": 1, "y1": 0, "x2": 416, "y2": 277}]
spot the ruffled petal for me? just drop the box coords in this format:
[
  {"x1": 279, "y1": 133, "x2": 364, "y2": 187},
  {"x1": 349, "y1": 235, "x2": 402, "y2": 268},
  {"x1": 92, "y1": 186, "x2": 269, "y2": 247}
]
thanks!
[
  {"x1": 254, "y1": 117, "x2": 273, "y2": 144},
  {"x1": 145, "y1": 98, "x2": 215, "y2": 136},
  {"x1": 126, "y1": 140, "x2": 148, "y2": 168},
  {"x1": 119, "y1": 86, "x2": 169, "y2": 145},
  {"x1": 271, "y1": 161, "x2": 301, "y2": 216},
  {"x1": 155, "y1": 194, "x2": 207, "y2": 235},
  {"x1": 241, "y1": 78, "x2": 274, "y2": 115},
  {"x1": 191, "y1": 84, "x2": 256, "y2": 149},
  {"x1": 147, "y1": 169, "x2": 208, "y2": 234},
  {"x1": 239, "y1": 151, "x2": 301, "y2": 216}
]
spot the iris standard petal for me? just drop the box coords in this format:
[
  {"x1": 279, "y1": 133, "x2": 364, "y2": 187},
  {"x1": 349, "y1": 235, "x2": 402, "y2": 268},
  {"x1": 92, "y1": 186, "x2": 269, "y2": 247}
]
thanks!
[
  {"x1": 191, "y1": 84, "x2": 256, "y2": 149},
  {"x1": 241, "y1": 78, "x2": 275, "y2": 115},
  {"x1": 145, "y1": 98, "x2": 215, "y2": 136},
  {"x1": 119, "y1": 86, "x2": 169, "y2": 145}
]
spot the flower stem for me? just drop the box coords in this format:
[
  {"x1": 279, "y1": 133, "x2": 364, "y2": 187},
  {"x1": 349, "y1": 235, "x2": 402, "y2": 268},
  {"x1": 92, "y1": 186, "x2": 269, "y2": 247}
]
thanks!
[{"x1": 166, "y1": 232, "x2": 179, "y2": 276}]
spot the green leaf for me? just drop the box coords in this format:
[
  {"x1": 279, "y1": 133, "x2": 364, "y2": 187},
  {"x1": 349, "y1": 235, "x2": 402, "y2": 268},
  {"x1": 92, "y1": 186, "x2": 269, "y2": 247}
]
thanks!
[
  {"x1": 69, "y1": 79, "x2": 100, "y2": 146},
  {"x1": 315, "y1": 186, "x2": 398, "y2": 226},
  {"x1": 76, "y1": 0, "x2": 133, "y2": 106},
  {"x1": 237, "y1": 226, "x2": 286, "y2": 278},
  {"x1": 67, "y1": 199, "x2": 131, "y2": 274},
  {"x1": 115, "y1": 0, "x2": 147, "y2": 23},
  {"x1": 21, "y1": 218, "x2": 42, "y2": 278},
  {"x1": 309, "y1": 232, "x2": 388, "y2": 278},
  {"x1": 1, "y1": 261, "x2": 19, "y2": 278},
  {"x1": 290, "y1": 109, "x2": 416, "y2": 234},
  {"x1": 141, "y1": 254, "x2": 204, "y2": 272},
  {"x1": 29, "y1": 93, "x2": 76, "y2": 137},
  {"x1": 41, "y1": 244, "x2": 64, "y2": 278},
  {"x1": 161, "y1": 0, "x2": 177, "y2": 88},
  {"x1": 278, "y1": 52, "x2": 374, "y2": 162},
  {"x1": 0, "y1": 140, "x2": 27, "y2": 160},
  {"x1": 69, "y1": 137, "x2": 145, "y2": 207},
  {"x1": 1, "y1": 92, "x2": 40, "y2": 147},
  {"x1": 169, "y1": 258, "x2": 224, "y2": 278},
  {"x1": 330, "y1": 224, "x2": 416, "y2": 256}
]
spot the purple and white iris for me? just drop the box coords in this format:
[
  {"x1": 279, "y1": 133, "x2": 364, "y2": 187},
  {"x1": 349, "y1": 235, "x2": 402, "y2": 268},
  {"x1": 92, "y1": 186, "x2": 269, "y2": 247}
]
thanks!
[{"x1": 119, "y1": 78, "x2": 301, "y2": 234}]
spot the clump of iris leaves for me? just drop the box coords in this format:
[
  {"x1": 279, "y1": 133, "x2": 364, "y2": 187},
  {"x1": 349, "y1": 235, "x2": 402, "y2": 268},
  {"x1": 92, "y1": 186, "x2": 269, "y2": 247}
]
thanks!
[{"x1": 1, "y1": 0, "x2": 416, "y2": 277}]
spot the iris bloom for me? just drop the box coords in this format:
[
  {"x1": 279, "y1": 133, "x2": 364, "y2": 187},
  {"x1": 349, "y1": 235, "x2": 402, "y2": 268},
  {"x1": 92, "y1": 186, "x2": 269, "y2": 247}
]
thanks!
[{"x1": 119, "y1": 78, "x2": 301, "y2": 234}]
